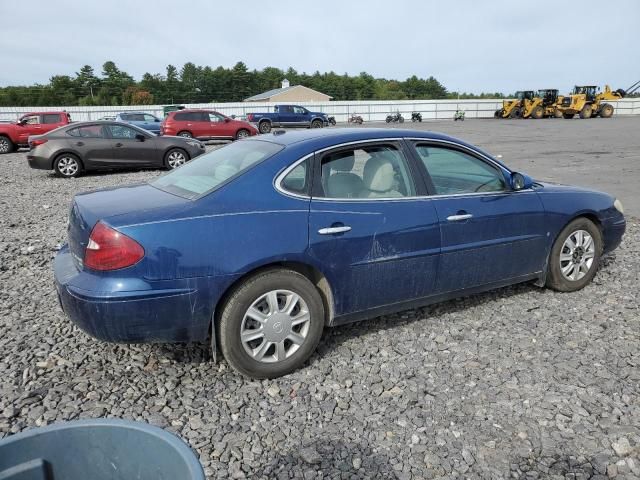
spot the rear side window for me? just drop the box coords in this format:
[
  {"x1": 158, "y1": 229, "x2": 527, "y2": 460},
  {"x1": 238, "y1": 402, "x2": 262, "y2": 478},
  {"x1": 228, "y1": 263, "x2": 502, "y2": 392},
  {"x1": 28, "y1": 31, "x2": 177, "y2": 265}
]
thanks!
[
  {"x1": 152, "y1": 140, "x2": 283, "y2": 199},
  {"x1": 42, "y1": 114, "x2": 61, "y2": 124},
  {"x1": 281, "y1": 159, "x2": 310, "y2": 195},
  {"x1": 67, "y1": 125, "x2": 105, "y2": 138},
  {"x1": 174, "y1": 112, "x2": 206, "y2": 122}
]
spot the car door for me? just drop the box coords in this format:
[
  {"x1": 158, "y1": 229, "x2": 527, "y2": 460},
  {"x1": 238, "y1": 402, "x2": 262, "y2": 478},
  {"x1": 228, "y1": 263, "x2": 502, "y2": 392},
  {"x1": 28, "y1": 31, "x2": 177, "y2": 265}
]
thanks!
[
  {"x1": 105, "y1": 124, "x2": 157, "y2": 167},
  {"x1": 292, "y1": 106, "x2": 310, "y2": 127},
  {"x1": 307, "y1": 140, "x2": 441, "y2": 319},
  {"x1": 143, "y1": 114, "x2": 161, "y2": 134},
  {"x1": 278, "y1": 105, "x2": 296, "y2": 125},
  {"x1": 41, "y1": 113, "x2": 63, "y2": 134},
  {"x1": 16, "y1": 114, "x2": 43, "y2": 143},
  {"x1": 189, "y1": 112, "x2": 210, "y2": 139},
  {"x1": 410, "y1": 141, "x2": 547, "y2": 293},
  {"x1": 207, "y1": 112, "x2": 234, "y2": 139},
  {"x1": 66, "y1": 124, "x2": 116, "y2": 168}
]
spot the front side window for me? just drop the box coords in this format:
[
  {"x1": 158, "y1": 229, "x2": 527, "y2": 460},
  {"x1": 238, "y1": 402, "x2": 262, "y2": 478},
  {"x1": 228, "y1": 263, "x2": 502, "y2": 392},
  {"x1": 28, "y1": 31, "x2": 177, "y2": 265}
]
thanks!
[
  {"x1": 415, "y1": 145, "x2": 506, "y2": 195},
  {"x1": 67, "y1": 125, "x2": 105, "y2": 138},
  {"x1": 144, "y1": 114, "x2": 157, "y2": 122},
  {"x1": 208, "y1": 112, "x2": 225, "y2": 123},
  {"x1": 293, "y1": 106, "x2": 307, "y2": 114},
  {"x1": 22, "y1": 115, "x2": 40, "y2": 125},
  {"x1": 319, "y1": 144, "x2": 415, "y2": 199},
  {"x1": 107, "y1": 124, "x2": 139, "y2": 139},
  {"x1": 152, "y1": 140, "x2": 283, "y2": 199}
]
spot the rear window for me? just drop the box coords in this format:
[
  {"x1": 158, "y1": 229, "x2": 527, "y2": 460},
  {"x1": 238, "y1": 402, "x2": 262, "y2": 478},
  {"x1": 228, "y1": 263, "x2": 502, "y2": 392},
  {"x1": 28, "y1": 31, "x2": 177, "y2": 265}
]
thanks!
[
  {"x1": 42, "y1": 114, "x2": 61, "y2": 124},
  {"x1": 151, "y1": 140, "x2": 283, "y2": 199}
]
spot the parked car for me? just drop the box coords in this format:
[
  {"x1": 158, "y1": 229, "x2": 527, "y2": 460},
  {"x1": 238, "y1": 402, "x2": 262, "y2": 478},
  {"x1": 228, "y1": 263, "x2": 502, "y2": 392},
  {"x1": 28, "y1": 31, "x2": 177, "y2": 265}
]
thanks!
[
  {"x1": 246, "y1": 105, "x2": 329, "y2": 134},
  {"x1": 161, "y1": 109, "x2": 257, "y2": 140},
  {"x1": 115, "y1": 112, "x2": 162, "y2": 134},
  {"x1": 54, "y1": 128, "x2": 625, "y2": 378},
  {"x1": 0, "y1": 111, "x2": 72, "y2": 154},
  {"x1": 27, "y1": 121, "x2": 205, "y2": 177},
  {"x1": 97, "y1": 115, "x2": 116, "y2": 121}
]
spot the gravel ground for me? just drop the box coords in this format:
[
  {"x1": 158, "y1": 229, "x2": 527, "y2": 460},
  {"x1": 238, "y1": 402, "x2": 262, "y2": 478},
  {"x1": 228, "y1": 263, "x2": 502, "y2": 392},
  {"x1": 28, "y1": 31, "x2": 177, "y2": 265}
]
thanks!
[{"x1": 1, "y1": 131, "x2": 639, "y2": 479}]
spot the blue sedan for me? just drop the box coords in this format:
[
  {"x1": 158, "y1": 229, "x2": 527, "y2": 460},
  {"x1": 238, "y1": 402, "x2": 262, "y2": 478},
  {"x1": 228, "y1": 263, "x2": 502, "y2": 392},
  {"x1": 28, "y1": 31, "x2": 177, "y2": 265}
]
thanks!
[{"x1": 54, "y1": 129, "x2": 626, "y2": 378}]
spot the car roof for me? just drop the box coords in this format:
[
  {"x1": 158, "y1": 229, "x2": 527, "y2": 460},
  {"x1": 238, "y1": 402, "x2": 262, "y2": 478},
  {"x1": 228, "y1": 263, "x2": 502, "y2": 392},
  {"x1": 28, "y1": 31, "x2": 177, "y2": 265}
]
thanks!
[
  {"x1": 21, "y1": 111, "x2": 67, "y2": 115},
  {"x1": 117, "y1": 111, "x2": 154, "y2": 115}
]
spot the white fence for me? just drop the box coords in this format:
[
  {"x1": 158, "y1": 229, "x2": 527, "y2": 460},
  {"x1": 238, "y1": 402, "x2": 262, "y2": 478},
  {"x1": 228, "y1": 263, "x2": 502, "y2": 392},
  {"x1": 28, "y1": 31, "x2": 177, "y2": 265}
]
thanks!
[{"x1": 0, "y1": 98, "x2": 639, "y2": 122}]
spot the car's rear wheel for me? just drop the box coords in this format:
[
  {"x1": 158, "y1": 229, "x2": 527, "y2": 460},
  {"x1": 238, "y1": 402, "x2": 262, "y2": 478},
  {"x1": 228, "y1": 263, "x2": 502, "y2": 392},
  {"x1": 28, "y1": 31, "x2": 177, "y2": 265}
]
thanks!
[
  {"x1": 235, "y1": 129, "x2": 250, "y2": 140},
  {"x1": 546, "y1": 218, "x2": 602, "y2": 292},
  {"x1": 311, "y1": 119, "x2": 323, "y2": 128},
  {"x1": 177, "y1": 131, "x2": 192, "y2": 138},
  {"x1": 0, "y1": 135, "x2": 14, "y2": 154},
  {"x1": 164, "y1": 148, "x2": 188, "y2": 169},
  {"x1": 219, "y1": 269, "x2": 325, "y2": 379},
  {"x1": 258, "y1": 121, "x2": 272, "y2": 134},
  {"x1": 54, "y1": 154, "x2": 82, "y2": 178}
]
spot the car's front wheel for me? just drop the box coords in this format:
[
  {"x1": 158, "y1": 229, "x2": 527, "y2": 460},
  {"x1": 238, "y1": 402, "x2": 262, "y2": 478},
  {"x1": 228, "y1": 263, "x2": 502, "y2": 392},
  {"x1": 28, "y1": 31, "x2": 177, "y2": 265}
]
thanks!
[
  {"x1": 219, "y1": 269, "x2": 325, "y2": 379},
  {"x1": 164, "y1": 148, "x2": 189, "y2": 169},
  {"x1": 235, "y1": 129, "x2": 250, "y2": 140},
  {"x1": 546, "y1": 217, "x2": 602, "y2": 292},
  {"x1": 54, "y1": 154, "x2": 82, "y2": 178},
  {"x1": 177, "y1": 131, "x2": 192, "y2": 138}
]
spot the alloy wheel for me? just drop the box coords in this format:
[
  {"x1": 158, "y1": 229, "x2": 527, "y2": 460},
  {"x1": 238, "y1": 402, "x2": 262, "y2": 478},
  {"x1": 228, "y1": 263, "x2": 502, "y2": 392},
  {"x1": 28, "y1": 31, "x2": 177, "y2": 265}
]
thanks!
[
  {"x1": 240, "y1": 289, "x2": 311, "y2": 363},
  {"x1": 0, "y1": 138, "x2": 9, "y2": 153},
  {"x1": 559, "y1": 229, "x2": 595, "y2": 281},
  {"x1": 57, "y1": 156, "x2": 79, "y2": 176},
  {"x1": 167, "y1": 151, "x2": 186, "y2": 168}
]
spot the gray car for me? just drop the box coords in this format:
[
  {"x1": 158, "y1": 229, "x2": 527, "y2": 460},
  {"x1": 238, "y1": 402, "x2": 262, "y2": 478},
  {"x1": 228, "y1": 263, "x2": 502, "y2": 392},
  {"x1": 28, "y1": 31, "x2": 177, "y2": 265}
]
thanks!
[{"x1": 27, "y1": 121, "x2": 205, "y2": 178}]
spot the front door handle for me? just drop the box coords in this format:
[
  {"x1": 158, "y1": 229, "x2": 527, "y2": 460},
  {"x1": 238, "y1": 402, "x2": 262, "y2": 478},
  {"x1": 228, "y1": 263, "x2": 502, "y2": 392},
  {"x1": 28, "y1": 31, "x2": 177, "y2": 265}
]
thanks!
[
  {"x1": 446, "y1": 213, "x2": 473, "y2": 222},
  {"x1": 318, "y1": 225, "x2": 351, "y2": 235}
]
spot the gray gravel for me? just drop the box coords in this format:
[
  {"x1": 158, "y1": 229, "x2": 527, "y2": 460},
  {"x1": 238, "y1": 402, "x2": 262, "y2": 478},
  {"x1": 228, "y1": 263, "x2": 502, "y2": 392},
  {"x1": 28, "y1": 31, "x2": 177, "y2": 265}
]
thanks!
[{"x1": 1, "y1": 124, "x2": 639, "y2": 479}]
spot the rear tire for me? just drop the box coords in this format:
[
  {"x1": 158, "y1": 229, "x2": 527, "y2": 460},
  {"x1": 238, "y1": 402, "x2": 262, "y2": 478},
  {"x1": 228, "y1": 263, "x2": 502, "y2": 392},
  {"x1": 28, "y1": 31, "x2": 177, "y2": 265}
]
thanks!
[
  {"x1": 258, "y1": 121, "x2": 272, "y2": 134},
  {"x1": 235, "y1": 129, "x2": 250, "y2": 140},
  {"x1": 54, "y1": 154, "x2": 82, "y2": 178},
  {"x1": 579, "y1": 104, "x2": 592, "y2": 119},
  {"x1": 164, "y1": 148, "x2": 189, "y2": 169},
  {"x1": 599, "y1": 103, "x2": 614, "y2": 118},
  {"x1": 546, "y1": 218, "x2": 602, "y2": 292},
  {"x1": 0, "y1": 135, "x2": 14, "y2": 154},
  {"x1": 219, "y1": 269, "x2": 325, "y2": 379},
  {"x1": 177, "y1": 131, "x2": 192, "y2": 138}
]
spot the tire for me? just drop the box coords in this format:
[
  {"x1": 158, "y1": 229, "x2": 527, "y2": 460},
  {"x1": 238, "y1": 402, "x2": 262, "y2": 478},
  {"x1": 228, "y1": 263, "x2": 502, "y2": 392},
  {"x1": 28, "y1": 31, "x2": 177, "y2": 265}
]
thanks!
[
  {"x1": 546, "y1": 218, "x2": 602, "y2": 292},
  {"x1": 311, "y1": 119, "x2": 323, "y2": 129},
  {"x1": 177, "y1": 131, "x2": 192, "y2": 138},
  {"x1": 554, "y1": 109, "x2": 563, "y2": 118},
  {"x1": 509, "y1": 108, "x2": 522, "y2": 119},
  {"x1": 531, "y1": 106, "x2": 544, "y2": 119},
  {"x1": 399, "y1": 116, "x2": 404, "y2": 123},
  {"x1": 235, "y1": 129, "x2": 250, "y2": 140},
  {"x1": 0, "y1": 135, "x2": 15, "y2": 154},
  {"x1": 386, "y1": 116, "x2": 392, "y2": 123},
  {"x1": 258, "y1": 121, "x2": 272, "y2": 134},
  {"x1": 579, "y1": 104, "x2": 592, "y2": 119},
  {"x1": 164, "y1": 148, "x2": 189, "y2": 169},
  {"x1": 54, "y1": 154, "x2": 82, "y2": 178},
  {"x1": 494, "y1": 110, "x2": 502, "y2": 118},
  {"x1": 563, "y1": 113, "x2": 575, "y2": 119},
  {"x1": 599, "y1": 103, "x2": 614, "y2": 118},
  {"x1": 219, "y1": 269, "x2": 325, "y2": 379}
]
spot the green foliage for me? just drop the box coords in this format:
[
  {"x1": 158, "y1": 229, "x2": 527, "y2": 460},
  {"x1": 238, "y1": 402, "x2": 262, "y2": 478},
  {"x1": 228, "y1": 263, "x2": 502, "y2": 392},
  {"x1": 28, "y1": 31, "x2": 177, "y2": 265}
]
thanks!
[{"x1": 0, "y1": 60, "x2": 501, "y2": 107}]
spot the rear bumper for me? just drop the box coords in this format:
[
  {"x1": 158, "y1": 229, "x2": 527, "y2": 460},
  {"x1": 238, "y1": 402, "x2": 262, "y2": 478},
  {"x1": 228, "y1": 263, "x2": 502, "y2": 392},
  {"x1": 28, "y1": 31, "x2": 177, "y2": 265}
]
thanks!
[
  {"x1": 54, "y1": 245, "x2": 214, "y2": 343},
  {"x1": 27, "y1": 154, "x2": 52, "y2": 170}
]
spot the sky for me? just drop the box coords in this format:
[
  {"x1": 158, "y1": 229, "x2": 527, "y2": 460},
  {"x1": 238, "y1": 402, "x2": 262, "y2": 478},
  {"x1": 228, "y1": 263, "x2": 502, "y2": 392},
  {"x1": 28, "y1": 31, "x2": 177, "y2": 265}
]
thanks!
[{"x1": 1, "y1": 0, "x2": 639, "y2": 95}]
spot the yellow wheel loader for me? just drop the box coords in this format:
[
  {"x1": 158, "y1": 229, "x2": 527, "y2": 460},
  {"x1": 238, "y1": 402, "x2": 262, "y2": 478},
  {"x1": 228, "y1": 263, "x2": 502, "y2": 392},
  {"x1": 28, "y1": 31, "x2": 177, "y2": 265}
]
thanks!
[
  {"x1": 494, "y1": 91, "x2": 535, "y2": 119},
  {"x1": 557, "y1": 81, "x2": 640, "y2": 119},
  {"x1": 522, "y1": 89, "x2": 564, "y2": 119}
]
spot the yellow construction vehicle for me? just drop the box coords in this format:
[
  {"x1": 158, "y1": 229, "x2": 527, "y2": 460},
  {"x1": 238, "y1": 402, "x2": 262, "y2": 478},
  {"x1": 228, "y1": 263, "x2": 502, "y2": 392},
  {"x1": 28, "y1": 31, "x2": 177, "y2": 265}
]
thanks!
[
  {"x1": 494, "y1": 91, "x2": 535, "y2": 118},
  {"x1": 522, "y1": 89, "x2": 564, "y2": 119},
  {"x1": 557, "y1": 80, "x2": 640, "y2": 119}
]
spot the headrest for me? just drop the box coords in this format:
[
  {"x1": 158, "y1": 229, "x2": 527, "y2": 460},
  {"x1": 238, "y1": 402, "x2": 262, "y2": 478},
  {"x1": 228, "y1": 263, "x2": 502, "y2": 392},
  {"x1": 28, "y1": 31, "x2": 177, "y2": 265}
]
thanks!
[
  {"x1": 330, "y1": 152, "x2": 355, "y2": 172},
  {"x1": 363, "y1": 152, "x2": 395, "y2": 192}
]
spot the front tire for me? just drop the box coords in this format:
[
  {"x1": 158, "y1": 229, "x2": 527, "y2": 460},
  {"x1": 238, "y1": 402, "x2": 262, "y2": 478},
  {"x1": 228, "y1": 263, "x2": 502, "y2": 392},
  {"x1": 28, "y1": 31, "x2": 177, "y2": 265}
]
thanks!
[
  {"x1": 54, "y1": 154, "x2": 82, "y2": 178},
  {"x1": 0, "y1": 135, "x2": 15, "y2": 154},
  {"x1": 546, "y1": 218, "x2": 602, "y2": 292},
  {"x1": 177, "y1": 131, "x2": 192, "y2": 138},
  {"x1": 579, "y1": 104, "x2": 592, "y2": 119},
  {"x1": 563, "y1": 113, "x2": 575, "y2": 119},
  {"x1": 219, "y1": 269, "x2": 325, "y2": 379},
  {"x1": 531, "y1": 106, "x2": 544, "y2": 119},
  {"x1": 164, "y1": 148, "x2": 189, "y2": 169},
  {"x1": 311, "y1": 119, "x2": 323, "y2": 129}
]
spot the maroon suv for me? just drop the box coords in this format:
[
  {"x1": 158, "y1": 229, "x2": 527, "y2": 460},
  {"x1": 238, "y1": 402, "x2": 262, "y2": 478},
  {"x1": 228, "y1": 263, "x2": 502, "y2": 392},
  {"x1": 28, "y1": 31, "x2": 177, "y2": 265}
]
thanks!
[{"x1": 161, "y1": 109, "x2": 258, "y2": 140}]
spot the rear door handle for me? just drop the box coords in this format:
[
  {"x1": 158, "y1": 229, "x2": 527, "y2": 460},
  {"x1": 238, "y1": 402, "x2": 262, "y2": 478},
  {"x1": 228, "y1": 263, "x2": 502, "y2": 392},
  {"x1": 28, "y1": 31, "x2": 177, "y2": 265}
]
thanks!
[
  {"x1": 446, "y1": 214, "x2": 473, "y2": 221},
  {"x1": 318, "y1": 226, "x2": 351, "y2": 235}
]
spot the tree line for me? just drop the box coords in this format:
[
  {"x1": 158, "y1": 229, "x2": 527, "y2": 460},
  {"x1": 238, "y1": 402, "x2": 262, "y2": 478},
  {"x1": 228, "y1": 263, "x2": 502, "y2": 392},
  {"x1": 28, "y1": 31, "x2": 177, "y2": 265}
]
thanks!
[{"x1": 0, "y1": 61, "x2": 507, "y2": 107}]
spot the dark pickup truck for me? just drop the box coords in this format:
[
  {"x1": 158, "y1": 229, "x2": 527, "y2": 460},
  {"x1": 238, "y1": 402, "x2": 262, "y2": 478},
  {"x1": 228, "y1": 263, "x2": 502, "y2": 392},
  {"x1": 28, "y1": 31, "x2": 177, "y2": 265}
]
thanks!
[
  {"x1": 0, "y1": 111, "x2": 72, "y2": 154},
  {"x1": 246, "y1": 105, "x2": 329, "y2": 134}
]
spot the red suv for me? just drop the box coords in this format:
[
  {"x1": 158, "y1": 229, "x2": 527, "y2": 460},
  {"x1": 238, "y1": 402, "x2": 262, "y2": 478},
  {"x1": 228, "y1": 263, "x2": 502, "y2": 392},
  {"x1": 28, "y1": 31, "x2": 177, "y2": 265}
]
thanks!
[{"x1": 161, "y1": 110, "x2": 258, "y2": 140}]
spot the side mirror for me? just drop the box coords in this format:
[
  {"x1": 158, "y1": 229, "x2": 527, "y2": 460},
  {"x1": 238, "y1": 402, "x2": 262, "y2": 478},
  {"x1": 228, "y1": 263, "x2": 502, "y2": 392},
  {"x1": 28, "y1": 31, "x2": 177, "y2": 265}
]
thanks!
[
  {"x1": 135, "y1": 134, "x2": 146, "y2": 142},
  {"x1": 17, "y1": 119, "x2": 26, "y2": 125},
  {"x1": 224, "y1": 118, "x2": 230, "y2": 123},
  {"x1": 511, "y1": 172, "x2": 533, "y2": 191},
  {"x1": 155, "y1": 118, "x2": 160, "y2": 122}
]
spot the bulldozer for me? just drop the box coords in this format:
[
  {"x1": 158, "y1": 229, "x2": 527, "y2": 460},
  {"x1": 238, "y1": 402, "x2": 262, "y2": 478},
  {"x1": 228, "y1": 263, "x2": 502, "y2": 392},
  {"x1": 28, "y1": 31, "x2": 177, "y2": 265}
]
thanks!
[
  {"x1": 494, "y1": 91, "x2": 535, "y2": 118},
  {"x1": 557, "y1": 80, "x2": 640, "y2": 119},
  {"x1": 522, "y1": 89, "x2": 564, "y2": 119}
]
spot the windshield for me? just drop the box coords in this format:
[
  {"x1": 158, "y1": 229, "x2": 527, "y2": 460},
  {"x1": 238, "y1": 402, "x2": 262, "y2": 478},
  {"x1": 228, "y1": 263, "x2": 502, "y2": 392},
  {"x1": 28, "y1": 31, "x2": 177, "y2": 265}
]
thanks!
[{"x1": 151, "y1": 140, "x2": 283, "y2": 199}]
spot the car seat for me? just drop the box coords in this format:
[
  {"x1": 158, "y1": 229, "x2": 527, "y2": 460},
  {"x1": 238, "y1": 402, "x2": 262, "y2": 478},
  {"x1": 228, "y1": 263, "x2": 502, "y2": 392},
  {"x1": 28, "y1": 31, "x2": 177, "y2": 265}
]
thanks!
[
  {"x1": 324, "y1": 152, "x2": 364, "y2": 198},
  {"x1": 361, "y1": 152, "x2": 403, "y2": 198}
]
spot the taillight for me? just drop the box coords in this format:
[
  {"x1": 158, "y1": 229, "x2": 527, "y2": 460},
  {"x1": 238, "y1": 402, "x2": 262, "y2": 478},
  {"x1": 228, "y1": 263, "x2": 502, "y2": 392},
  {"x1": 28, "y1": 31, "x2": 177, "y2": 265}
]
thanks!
[
  {"x1": 30, "y1": 138, "x2": 48, "y2": 147},
  {"x1": 84, "y1": 221, "x2": 144, "y2": 271}
]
